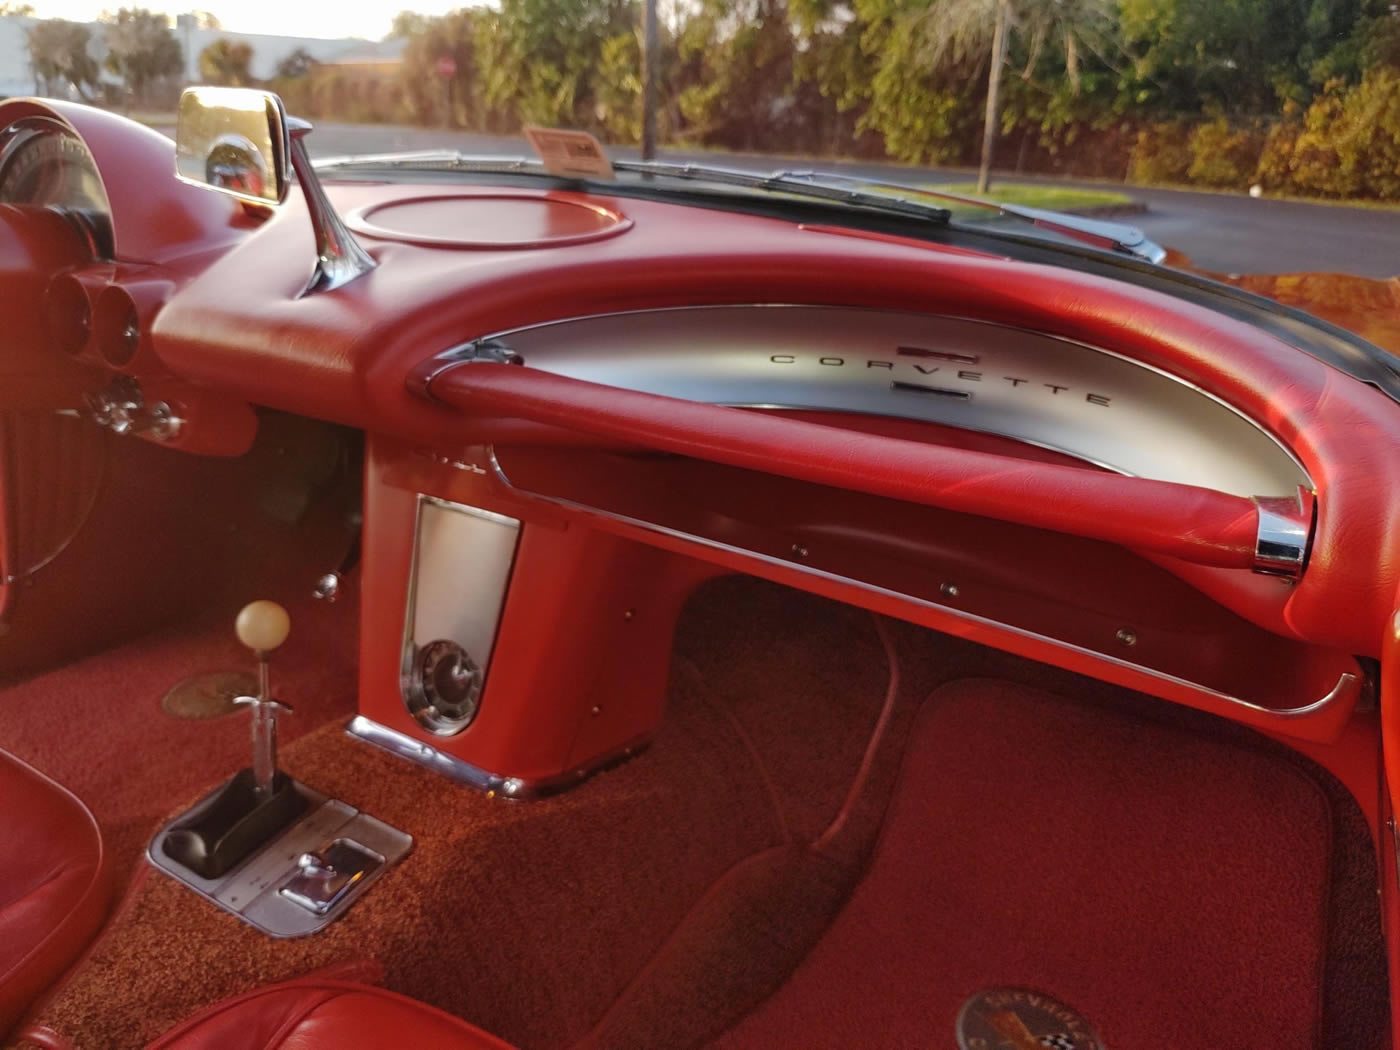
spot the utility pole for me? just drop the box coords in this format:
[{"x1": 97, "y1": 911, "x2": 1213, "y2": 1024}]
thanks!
[{"x1": 641, "y1": 0, "x2": 658, "y2": 160}]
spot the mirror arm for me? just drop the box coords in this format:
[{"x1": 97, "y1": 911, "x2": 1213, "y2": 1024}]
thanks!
[{"x1": 287, "y1": 116, "x2": 377, "y2": 296}]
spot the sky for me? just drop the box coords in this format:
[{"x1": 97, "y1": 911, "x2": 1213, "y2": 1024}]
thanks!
[{"x1": 20, "y1": 1, "x2": 461, "y2": 42}]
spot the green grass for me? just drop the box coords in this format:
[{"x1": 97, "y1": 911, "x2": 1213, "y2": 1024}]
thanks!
[
  {"x1": 868, "y1": 180, "x2": 1135, "y2": 216},
  {"x1": 933, "y1": 181, "x2": 1133, "y2": 210}
]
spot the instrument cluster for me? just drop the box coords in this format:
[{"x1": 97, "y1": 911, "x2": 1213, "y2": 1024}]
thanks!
[{"x1": 0, "y1": 116, "x2": 114, "y2": 259}]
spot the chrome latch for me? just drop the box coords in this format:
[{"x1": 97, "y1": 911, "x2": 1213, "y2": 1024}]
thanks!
[
  {"x1": 85, "y1": 376, "x2": 183, "y2": 441},
  {"x1": 408, "y1": 339, "x2": 524, "y2": 399},
  {"x1": 1252, "y1": 487, "x2": 1314, "y2": 580},
  {"x1": 279, "y1": 838, "x2": 384, "y2": 915}
]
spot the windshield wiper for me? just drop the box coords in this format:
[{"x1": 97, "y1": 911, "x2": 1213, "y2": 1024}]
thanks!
[
  {"x1": 313, "y1": 151, "x2": 1164, "y2": 263},
  {"x1": 777, "y1": 171, "x2": 1166, "y2": 264},
  {"x1": 314, "y1": 150, "x2": 954, "y2": 224}
]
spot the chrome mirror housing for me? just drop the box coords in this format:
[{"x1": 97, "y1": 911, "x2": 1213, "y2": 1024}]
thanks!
[
  {"x1": 173, "y1": 86, "x2": 375, "y2": 295},
  {"x1": 175, "y1": 87, "x2": 290, "y2": 205}
]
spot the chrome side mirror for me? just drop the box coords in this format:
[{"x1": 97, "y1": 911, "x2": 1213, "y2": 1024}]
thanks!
[
  {"x1": 173, "y1": 86, "x2": 375, "y2": 295},
  {"x1": 175, "y1": 87, "x2": 290, "y2": 205}
]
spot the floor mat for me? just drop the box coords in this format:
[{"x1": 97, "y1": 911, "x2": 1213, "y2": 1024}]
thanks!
[{"x1": 712, "y1": 678, "x2": 1335, "y2": 1050}]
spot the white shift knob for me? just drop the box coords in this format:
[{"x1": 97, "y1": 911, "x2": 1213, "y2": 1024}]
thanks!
[{"x1": 235, "y1": 600, "x2": 291, "y2": 652}]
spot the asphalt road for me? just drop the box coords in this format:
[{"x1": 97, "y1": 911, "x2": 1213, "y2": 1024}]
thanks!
[{"x1": 225, "y1": 121, "x2": 1400, "y2": 278}]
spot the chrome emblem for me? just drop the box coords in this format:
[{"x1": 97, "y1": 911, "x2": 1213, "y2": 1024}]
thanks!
[{"x1": 956, "y1": 987, "x2": 1105, "y2": 1050}]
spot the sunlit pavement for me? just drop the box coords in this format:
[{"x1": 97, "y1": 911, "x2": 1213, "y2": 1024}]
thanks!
[{"x1": 160, "y1": 121, "x2": 1400, "y2": 280}]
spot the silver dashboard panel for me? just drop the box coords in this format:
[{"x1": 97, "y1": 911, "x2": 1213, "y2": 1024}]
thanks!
[
  {"x1": 400, "y1": 497, "x2": 520, "y2": 733},
  {"x1": 484, "y1": 305, "x2": 1310, "y2": 498}
]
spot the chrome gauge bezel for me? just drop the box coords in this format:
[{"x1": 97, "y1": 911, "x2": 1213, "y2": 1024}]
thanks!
[{"x1": 0, "y1": 116, "x2": 115, "y2": 260}]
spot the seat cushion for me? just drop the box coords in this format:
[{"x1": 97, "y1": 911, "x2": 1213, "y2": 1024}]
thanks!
[
  {"x1": 146, "y1": 980, "x2": 517, "y2": 1050},
  {"x1": 0, "y1": 750, "x2": 108, "y2": 1037}
]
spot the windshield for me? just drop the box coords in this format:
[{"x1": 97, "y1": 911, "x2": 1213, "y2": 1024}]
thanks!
[{"x1": 17, "y1": 0, "x2": 1399, "y2": 349}]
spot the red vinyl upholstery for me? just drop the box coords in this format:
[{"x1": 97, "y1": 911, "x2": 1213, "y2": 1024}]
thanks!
[
  {"x1": 0, "y1": 751, "x2": 108, "y2": 1038},
  {"x1": 146, "y1": 980, "x2": 517, "y2": 1050}
]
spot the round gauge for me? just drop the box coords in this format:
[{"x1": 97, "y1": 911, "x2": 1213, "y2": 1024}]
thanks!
[
  {"x1": 405, "y1": 639, "x2": 484, "y2": 735},
  {"x1": 0, "y1": 116, "x2": 114, "y2": 258}
]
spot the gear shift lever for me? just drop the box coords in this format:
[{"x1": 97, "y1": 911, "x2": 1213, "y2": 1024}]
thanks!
[
  {"x1": 233, "y1": 600, "x2": 293, "y2": 801},
  {"x1": 161, "y1": 601, "x2": 309, "y2": 880}
]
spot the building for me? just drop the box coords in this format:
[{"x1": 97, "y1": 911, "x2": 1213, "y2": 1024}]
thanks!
[{"x1": 0, "y1": 12, "x2": 394, "y2": 101}]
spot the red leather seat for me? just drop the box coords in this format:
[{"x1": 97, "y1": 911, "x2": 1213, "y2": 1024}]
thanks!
[
  {"x1": 146, "y1": 979, "x2": 516, "y2": 1049},
  {"x1": 0, "y1": 750, "x2": 108, "y2": 1037}
]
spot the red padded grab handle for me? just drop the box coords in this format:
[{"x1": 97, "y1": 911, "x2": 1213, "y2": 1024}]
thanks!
[{"x1": 425, "y1": 362, "x2": 1261, "y2": 569}]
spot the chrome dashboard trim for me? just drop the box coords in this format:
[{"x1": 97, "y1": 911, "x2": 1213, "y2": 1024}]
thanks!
[
  {"x1": 424, "y1": 304, "x2": 1311, "y2": 499},
  {"x1": 1252, "y1": 487, "x2": 1315, "y2": 580},
  {"x1": 346, "y1": 715, "x2": 650, "y2": 799},
  {"x1": 486, "y1": 447, "x2": 1355, "y2": 729}
]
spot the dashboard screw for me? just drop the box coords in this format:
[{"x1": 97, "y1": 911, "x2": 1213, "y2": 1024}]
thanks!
[
  {"x1": 791, "y1": 544, "x2": 809, "y2": 560},
  {"x1": 1116, "y1": 627, "x2": 1138, "y2": 647},
  {"x1": 623, "y1": 608, "x2": 634, "y2": 621},
  {"x1": 940, "y1": 582, "x2": 960, "y2": 598}
]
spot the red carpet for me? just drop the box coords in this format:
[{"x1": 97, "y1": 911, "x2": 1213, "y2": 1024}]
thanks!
[
  {"x1": 712, "y1": 678, "x2": 1334, "y2": 1050},
  {"x1": 0, "y1": 588, "x2": 358, "y2": 884}
]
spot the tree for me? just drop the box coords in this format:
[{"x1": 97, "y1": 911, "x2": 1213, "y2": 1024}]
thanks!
[
  {"x1": 1, "y1": 4, "x2": 37, "y2": 15},
  {"x1": 26, "y1": 19, "x2": 98, "y2": 100},
  {"x1": 480, "y1": 0, "x2": 638, "y2": 129},
  {"x1": 275, "y1": 46, "x2": 316, "y2": 79},
  {"x1": 199, "y1": 38, "x2": 253, "y2": 86},
  {"x1": 103, "y1": 8, "x2": 183, "y2": 107},
  {"x1": 677, "y1": 0, "x2": 802, "y2": 150},
  {"x1": 907, "y1": 0, "x2": 1117, "y2": 190},
  {"x1": 387, "y1": 11, "x2": 434, "y2": 39},
  {"x1": 399, "y1": 10, "x2": 483, "y2": 127}
]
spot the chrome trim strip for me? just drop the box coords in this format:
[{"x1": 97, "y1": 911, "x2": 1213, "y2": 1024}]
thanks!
[
  {"x1": 487, "y1": 448, "x2": 1355, "y2": 725},
  {"x1": 345, "y1": 715, "x2": 650, "y2": 799}
]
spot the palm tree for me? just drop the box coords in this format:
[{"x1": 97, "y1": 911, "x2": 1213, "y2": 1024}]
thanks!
[{"x1": 914, "y1": 0, "x2": 1115, "y2": 192}]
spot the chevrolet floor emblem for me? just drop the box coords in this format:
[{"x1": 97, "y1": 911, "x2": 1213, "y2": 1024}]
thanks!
[{"x1": 956, "y1": 987, "x2": 1106, "y2": 1050}]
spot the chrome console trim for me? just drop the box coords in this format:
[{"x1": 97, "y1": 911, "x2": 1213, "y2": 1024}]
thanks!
[
  {"x1": 346, "y1": 715, "x2": 650, "y2": 799},
  {"x1": 147, "y1": 782, "x2": 412, "y2": 938}
]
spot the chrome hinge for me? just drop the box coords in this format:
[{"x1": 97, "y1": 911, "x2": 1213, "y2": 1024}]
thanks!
[{"x1": 409, "y1": 338, "x2": 524, "y2": 399}]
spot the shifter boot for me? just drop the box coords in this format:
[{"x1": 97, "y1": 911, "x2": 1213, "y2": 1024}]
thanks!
[{"x1": 162, "y1": 768, "x2": 307, "y2": 879}]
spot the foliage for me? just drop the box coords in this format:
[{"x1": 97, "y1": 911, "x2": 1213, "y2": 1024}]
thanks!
[
  {"x1": 26, "y1": 19, "x2": 98, "y2": 99},
  {"x1": 335, "y1": 0, "x2": 1400, "y2": 200},
  {"x1": 275, "y1": 47, "x2": 316, "y2": 80},
  {"x1": 0, "y1": 3, "x2": 36, "y2": 15},
  {"x1": 102, "y1": 8, "x2": 183, "y2": 104},
  {"x1": 1118, "y1": 0, "x2": 1383, "y2": 114},
  {"x1": 398, "y1": 8, "x2": 484, "y2": 127},
  {"x1": 1127, "y1": 121, "x2": 1189, "y2": 183},
  {"x1": 477, "y1": 0, "x2": 638, "y2": 130},
  {"x1": 1186, "y1": 118, "x2": 1263, "y2": 187},
  {"x1": 198, "y1": 38, "x2": 253, "y2": 87},
  {"x1": 1261, "y1": 70, "x2": 1400, "y2": 199}
]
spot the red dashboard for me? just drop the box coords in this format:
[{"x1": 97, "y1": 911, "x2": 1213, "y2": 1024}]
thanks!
[{"x1": 6, "y1": 94, "x2": 1400, "y2": 795}]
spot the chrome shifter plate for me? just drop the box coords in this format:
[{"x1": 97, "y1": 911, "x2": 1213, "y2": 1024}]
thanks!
[{"x1": 147, "y1": 782, "x2": 412, "y2": 937}]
